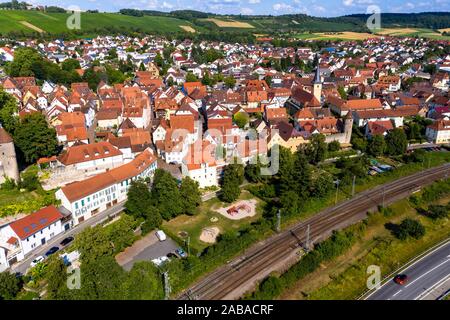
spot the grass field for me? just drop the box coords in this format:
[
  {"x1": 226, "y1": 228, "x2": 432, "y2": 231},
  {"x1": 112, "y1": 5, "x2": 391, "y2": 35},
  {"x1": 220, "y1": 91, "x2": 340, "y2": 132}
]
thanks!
[
  {"x1": 0, "y1": 10, "x2": 199, "y2": 35},
  {"x1": 280, "y1": 194, "x2": 450, "y2": 300},
  {"x1": 162, "y1": 190, "x2": 265, "y2": 253},
  {"x1": 310, "y1": 32, "x2": 379, "y2": 40}
]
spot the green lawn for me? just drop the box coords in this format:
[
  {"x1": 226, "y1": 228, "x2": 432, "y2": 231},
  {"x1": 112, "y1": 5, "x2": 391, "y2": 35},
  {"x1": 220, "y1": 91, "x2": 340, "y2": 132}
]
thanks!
[{"x1": 162, "y1": 190, "x2": 265, "y2": 253}]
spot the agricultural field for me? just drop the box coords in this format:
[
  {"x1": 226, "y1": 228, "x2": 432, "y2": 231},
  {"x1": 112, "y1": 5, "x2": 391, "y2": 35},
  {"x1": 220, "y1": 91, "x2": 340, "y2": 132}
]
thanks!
[
  {"x1": 375, "y1": 28, "x2": 450, "y2": 40},
  {"x1": 0, "y1": 10, "x2": 199, "y2": 35},
  {"x1": 203, "y1": 18, "x2": 255, "y2": 29},
  {"x1": 309, "y1": 32, "x2": 379, "y2": 40}
]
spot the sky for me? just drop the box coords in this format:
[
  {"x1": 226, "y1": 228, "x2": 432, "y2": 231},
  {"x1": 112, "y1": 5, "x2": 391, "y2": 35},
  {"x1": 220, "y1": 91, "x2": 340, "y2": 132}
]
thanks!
[{"x1": 24, "y1": 0, "x2": 450, "y2": 17}]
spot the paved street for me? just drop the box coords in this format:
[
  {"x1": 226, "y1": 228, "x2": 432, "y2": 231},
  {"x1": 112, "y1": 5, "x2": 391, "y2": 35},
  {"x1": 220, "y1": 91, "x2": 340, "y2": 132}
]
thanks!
[
  {"x1": 117, "y1": 231, "x2": 179, "y2": 271},
  {"x1": 11, "y1": 202, "x2": 125, "y2": 274},
  {"x1": 367, "y1": 240, "x2": 450, "y2": 300}
]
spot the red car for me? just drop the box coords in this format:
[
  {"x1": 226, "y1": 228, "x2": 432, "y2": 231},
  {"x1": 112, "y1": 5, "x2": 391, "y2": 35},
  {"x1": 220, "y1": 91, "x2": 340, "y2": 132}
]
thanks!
[{"x1": 393, "y1": 274, "x2": 408, "y2": 285}]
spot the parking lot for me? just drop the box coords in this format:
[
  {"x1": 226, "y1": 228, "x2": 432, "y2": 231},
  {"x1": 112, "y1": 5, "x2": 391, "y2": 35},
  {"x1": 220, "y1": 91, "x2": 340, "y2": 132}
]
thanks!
[{"x1": 116, "y1": 231, "x2": 180, "y2": 271}]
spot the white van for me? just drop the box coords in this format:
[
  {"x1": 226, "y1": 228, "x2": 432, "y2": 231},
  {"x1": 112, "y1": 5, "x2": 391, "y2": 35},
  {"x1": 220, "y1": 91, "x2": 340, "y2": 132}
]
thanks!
[{"x1": 156, "y1": 230, "x2": 167, "y2": 241}]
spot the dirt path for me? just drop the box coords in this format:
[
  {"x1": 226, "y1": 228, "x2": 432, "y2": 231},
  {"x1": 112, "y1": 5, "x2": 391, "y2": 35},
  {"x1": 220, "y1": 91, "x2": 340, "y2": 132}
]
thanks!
[{"x1": 20, "y1": 21, "x2": 44, "y2": 33}]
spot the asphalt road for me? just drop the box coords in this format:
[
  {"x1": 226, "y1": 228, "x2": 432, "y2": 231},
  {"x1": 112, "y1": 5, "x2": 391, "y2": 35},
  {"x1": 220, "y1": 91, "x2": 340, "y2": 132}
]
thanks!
[
  {"x1": 122, "y1": 234, "x2": 179, "y2": 271},
  {"x1": 367, "y1": 240, "x2": 450, "y2": 300},
  {"x1": 11, "y1": 202, "x2": 125, "y2": 274}
]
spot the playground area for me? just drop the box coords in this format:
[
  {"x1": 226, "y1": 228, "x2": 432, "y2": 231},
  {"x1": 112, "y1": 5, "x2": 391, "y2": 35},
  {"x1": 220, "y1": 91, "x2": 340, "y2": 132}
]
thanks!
[
  {"x1": 162, "y1": 191, "x2": 264, "y2": 252},
  {"x1": 216, "y1": 199, "x2": 258, "y2": 220},
  {"x1": 199, "y1": 227, "x2": 220, "y2": 244}
]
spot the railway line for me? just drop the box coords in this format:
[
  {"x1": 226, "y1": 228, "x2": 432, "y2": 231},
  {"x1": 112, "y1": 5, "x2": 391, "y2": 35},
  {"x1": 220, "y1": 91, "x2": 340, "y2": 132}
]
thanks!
[{"x1": 178, "y1": 163, "x2": 450, "y2": 300}]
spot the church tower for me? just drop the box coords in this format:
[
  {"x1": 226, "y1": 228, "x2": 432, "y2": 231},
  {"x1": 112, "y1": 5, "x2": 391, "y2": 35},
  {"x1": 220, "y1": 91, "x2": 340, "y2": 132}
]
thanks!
[{"x1": 313, "y1": 61, "x2": 322, "y2": 104}]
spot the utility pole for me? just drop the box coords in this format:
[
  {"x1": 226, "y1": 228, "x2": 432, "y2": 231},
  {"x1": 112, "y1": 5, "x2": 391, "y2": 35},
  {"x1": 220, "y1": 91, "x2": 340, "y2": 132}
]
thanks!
[
  {"x1": 186, "y1": 236, "x2": 190, "y2": 256},
  {"x1": 163, "y1": 271, "x2": 171, "y2": 300},
  {"x1": 335, "y1": 180, "x2": 340, "y2": 205},
  {"x1": 276, "y1": 209, "x2": 281, "y2": 233},
  {"x1": 351, "y1": 175, "x2": 356, "y2": 197},
  {"x1": 305, "y1": 224, "x2": 310, "y2": 252}
]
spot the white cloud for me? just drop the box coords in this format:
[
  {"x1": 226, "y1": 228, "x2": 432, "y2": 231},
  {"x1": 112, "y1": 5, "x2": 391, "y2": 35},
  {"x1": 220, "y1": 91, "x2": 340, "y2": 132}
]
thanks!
[
  {"x1": 240, "y1": 7, "x2": 254, "y2": 14},
  {"x1": 161, "y1": 1, "x2": 174, "y2": 9},
  {"x1": 273, "y1": 3, "x2": 293, "y2": 12},
  {"x1": 343, "y1": 0, "x2": 353, "y2": 6},
  {"x1": 248, "y1": 0, "x2": 260, "y2": 3}
]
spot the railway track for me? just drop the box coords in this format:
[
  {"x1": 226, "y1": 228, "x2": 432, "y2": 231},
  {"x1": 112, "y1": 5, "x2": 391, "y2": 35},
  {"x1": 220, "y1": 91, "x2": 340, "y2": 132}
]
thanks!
[{"x1": 178, "y1": 163, "x2": 450, "y2": 300}]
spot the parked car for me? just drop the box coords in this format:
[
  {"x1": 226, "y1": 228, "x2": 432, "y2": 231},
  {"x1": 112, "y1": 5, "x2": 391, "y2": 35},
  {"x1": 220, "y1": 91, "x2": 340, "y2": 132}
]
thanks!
[
  {"x1": 156, "y1": 230, "x2": 167, "y2": 241},
  {"x1": 60, "y1": 236, "x2": 74, "y2": 246},
  {"x1": 393, "y1": 274, "x2": 408, "y2": 285},
  {"x1": 151, "y1": 256, "x2": 170, "y2": 266},
  {"x1": 175, "y1": 248, "x2": 188, "y2": 259},
  {"x1": 45, "y1": 246, "x2": 59, "y2": 257},
  {"x1": 30, "y1": 256, "x2": 45, "y2": 267}
]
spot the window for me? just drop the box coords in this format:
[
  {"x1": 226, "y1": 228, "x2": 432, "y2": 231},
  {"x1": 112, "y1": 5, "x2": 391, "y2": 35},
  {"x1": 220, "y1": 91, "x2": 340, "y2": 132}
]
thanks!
[
  {"x1": 81, "y1": 200, "x2": 85, "y2": 206},
  {"x1": 75, "y1": 202, "x2": 79, "y2": 210}
]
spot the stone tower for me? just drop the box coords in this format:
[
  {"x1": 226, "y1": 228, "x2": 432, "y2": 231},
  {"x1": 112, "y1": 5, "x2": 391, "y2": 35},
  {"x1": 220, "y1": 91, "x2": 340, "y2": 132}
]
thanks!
[
  {"x1": 343, "y1": 111, "x2": 353, "y2": 144},
  {"x1": 0, "y1": 127, "x2": 19, "y2": 184},
  {"x1": 313, "y1": 61, "x2": 322, "y2": 104}
]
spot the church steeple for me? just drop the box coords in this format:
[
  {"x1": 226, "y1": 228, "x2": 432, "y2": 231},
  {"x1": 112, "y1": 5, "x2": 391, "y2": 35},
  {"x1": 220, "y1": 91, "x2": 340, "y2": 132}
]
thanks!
[
  {"x1": 312, "y1": 54, "x2": 322, "y2": 103},
  {"x1": 313, "y1": 62, "x2": 322, "y2": 84}
]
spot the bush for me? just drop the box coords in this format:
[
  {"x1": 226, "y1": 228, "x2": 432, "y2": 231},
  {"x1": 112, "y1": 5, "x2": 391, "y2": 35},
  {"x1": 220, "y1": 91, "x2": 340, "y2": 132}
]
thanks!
[
  {"x1": 328, "y1": 141, "x2": 341, "y2": 152},
  {"x1": 426, "y1": 204, "x2": 449, "y2": 220},
  {"x1": 1, "y1": 177, "x2": 17, "y2": 190},
  {"x1": 20, "y1": 171, "x2": 40, "y2": 191},
  {"x1": 392, "y1": 218, "x2": 426, "y2": 240}
]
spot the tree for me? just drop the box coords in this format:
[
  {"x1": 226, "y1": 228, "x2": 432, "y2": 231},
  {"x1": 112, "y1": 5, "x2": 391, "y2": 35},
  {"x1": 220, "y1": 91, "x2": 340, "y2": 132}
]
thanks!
[
  {"x1": 220, "y1": 163, "x2": 244, "y2": 203},
  {"x1": 122, "y1": 262, "x2": 164, "y2": 300},
  {"x1": 327, "y1": 140, "x2": 341, "y2": 152},
  {"x1": 180, "y1": 177, "x2": 201, "y2": 215},
  {"x1": 367, "y1": 134, "x2": 386, "y2": 157},
  {"x1": 185, "y1": 72, "x2": 198, "y2": 83},
  {"x1": 279, "y1": 191, "x2": 301, "y2": 217},
  {"x1": 233, "y1": 112, "x2": 249, "y2": 129},
  {"x1": 313, "y1": 172, "x2": 334, "y2": 198},
  {"x1": 224, "y1": 76, "x2": 236, "y2": 89},
  {"x1": 393, "y1": 218, "x2": 426, "y2": 240},
  {"x1": 151, "y1": 169, "x2": 183, "y2": 220},
  {"x1": 0, "y1": 271, "x2": 21, "y2": 300},
  {"x1": 14, "y1": 113, "x2": 58, "y2": 163},
  {"x1": 427, "y1": 205, "x2": 449, "y2": 220},
  {"x1": 61, "y1": 58, "x2": 81, "y2": 72},
  {"x1": 385, "y1": 128, "x2": 408, "y2": 156},
  {"x1": 45, "y1": 257, "x2": 71, "y2": 300},
  {"x1": 76, "y1": 255, "x2": 127, "y2": 300},
  {"x1": 304, "y1": 134, "x2": 327, "y2": 164},
  {"x1": 0, "y1": 89, "x2": 19, "y2": 134},
  {"x1": 337, "y1": 86, "x2": 348, "y2": 99},
  {"x1": 74, "y1": 225, "x2": 114, "y2": 265}
]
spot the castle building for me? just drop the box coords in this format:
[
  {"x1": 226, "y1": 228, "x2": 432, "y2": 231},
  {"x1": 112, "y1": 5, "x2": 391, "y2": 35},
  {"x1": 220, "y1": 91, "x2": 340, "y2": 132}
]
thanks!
[{"x1": 0, "y1": 127, "x2": 19, "y2": 184}]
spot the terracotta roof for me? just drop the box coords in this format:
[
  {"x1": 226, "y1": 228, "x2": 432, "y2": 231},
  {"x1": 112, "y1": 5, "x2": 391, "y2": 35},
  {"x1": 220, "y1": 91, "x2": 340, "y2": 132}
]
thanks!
[
  {"x1": 60, "y1": 148, "x2": 156, "y2": 202},
  {"x1": 58, "y1": 141, "x2": 122, "y2": 166},
  {"x1": 9, "y1": 205, "x2": 63, "y2": 240},
  {"x1": 346, "y1": 99, "x2": 382, "y2": 110},
  {"x1": 170, "y1": 114, "x2": 195, "y2": 133},
  {"x1": 0, "y1": 127, "x2": 13, "y2": 144},
  {"x1": 367, "y1": 120, "x2": 394, "y2": 135}
]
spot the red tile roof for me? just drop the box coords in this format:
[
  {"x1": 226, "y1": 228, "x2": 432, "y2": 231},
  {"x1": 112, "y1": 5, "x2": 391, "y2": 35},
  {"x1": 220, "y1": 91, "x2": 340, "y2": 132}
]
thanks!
[
  {"x1": 9, "y1": 205, "x2": 63, "y2": 240},
  {"x1": 60, "y1": 149, "x2": 156, "y2": 202}
]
